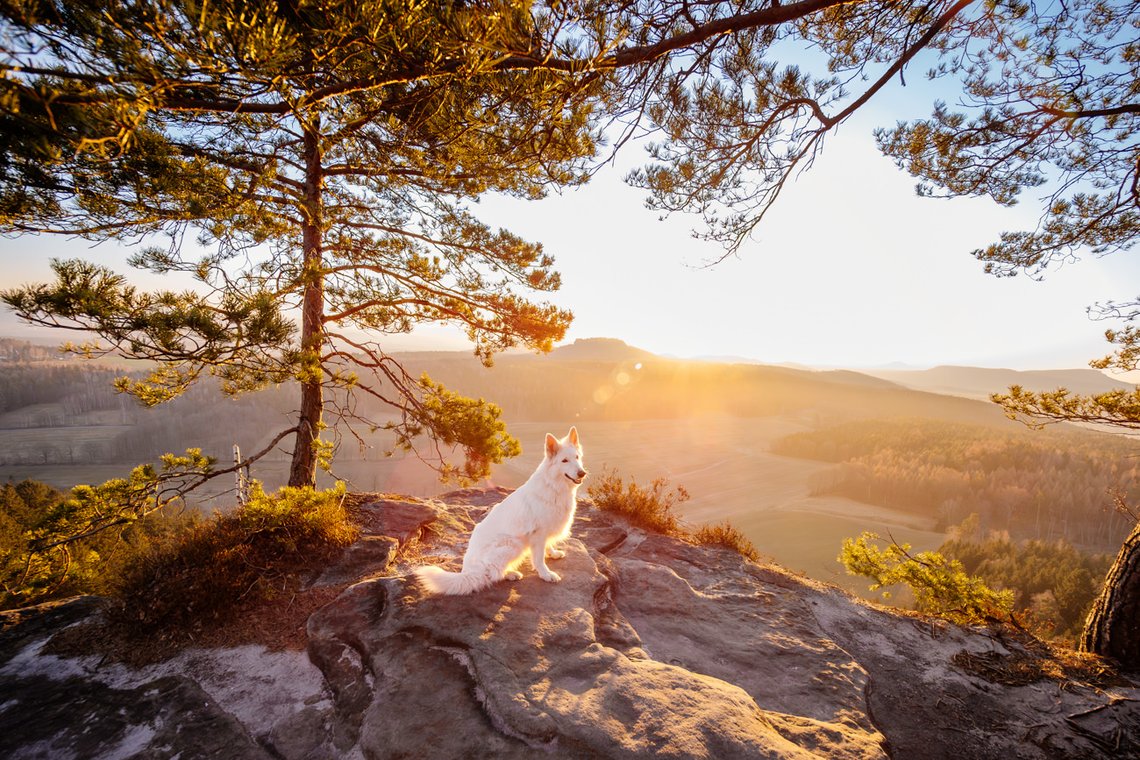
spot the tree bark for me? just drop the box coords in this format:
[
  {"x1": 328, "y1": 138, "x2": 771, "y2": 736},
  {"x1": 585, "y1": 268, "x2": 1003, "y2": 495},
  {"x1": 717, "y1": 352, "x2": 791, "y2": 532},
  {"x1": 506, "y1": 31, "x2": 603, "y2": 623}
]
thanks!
[
  {"x1": 1081, "y1": 519, "x2": 1140, "y2": 669},
  {"x1": 288, "y1": 122, "x2": 325, "y2": 488}
]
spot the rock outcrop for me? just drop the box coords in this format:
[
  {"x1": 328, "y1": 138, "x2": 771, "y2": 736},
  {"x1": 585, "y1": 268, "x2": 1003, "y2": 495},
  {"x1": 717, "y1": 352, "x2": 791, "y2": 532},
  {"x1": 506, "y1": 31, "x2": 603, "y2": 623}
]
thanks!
[{"x1": 2, "y1": 488, "x2": 1138, "y2": 759}]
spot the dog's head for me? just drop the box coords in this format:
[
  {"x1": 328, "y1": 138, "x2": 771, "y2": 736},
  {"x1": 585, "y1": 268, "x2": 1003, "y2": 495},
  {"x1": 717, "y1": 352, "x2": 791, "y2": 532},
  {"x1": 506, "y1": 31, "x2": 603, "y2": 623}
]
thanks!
[{"x1": 545, "y1": 426, "x2": 586, "y2": 486}]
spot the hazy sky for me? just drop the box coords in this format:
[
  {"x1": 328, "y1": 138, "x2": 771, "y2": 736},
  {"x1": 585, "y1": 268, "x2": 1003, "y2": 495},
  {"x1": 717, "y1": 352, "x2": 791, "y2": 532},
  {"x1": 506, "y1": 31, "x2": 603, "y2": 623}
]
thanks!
[{"x1": 2, "y1": 68, "x2": 1137, "y2": 373}]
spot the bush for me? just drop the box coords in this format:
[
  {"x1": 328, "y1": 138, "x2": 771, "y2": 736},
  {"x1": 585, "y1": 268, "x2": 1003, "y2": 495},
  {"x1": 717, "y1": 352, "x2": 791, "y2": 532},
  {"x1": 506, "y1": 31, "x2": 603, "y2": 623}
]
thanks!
[
  {"x1": 693, "y1": 521, "x2": 760, "y2": 562},
  {"x1": 588, "y1": 469, "x2": 760, "y2": 562},
  {"x1": 840, "y1": 531, "x2": 1014, "y2": 625},
  {"x1": 111, "y1": 482, "x2": 357, "y2": 635},
  {"x1": 587, "y1": 469, "x2": 688, "y2": 536}
]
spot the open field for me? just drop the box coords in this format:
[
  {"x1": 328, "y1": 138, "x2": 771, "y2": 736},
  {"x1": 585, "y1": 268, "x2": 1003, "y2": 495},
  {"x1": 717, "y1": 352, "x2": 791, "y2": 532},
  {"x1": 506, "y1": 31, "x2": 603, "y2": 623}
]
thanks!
[
  {"x1": 0, "y1": 424, "x2": 132, "y2": 464},
  {"x1": 2, "y1": 415, "x2": 940, "y2": 598},
  {"x1": 734, "y1": 499, "x2": 946, "y2": 594},
  {"x1": 499, "y1": 418, "x2": 945, "y2": 594}
]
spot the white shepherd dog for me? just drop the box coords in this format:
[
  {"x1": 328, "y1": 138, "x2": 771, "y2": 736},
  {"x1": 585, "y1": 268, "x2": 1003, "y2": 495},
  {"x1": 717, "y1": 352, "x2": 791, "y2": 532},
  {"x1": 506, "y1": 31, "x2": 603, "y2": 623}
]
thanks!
[{"x1": 415, "y1": 427, "x2": 587, "y2": 595}]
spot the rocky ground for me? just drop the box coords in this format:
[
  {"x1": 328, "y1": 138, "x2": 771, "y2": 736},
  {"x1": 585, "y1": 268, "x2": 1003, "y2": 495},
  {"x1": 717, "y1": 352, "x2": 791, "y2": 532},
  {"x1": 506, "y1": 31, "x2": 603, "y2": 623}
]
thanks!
[{"x1": 2, "y1": 488, "x2": 1139, "y2": 759}]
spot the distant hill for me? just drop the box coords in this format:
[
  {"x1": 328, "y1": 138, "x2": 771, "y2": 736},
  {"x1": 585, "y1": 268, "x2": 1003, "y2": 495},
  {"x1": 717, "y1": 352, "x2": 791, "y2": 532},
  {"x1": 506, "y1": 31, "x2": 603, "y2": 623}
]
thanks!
[
  {"x1": 0, "y1": 335, "x2": 1115, "y2": 480},
  {"x1": 548, "y1": 337, "x2": 657, "y2": 362},
  {"x1": 862, "y1": 365, "x2": 1135, "y2": 400},
  {"x1": 391, "y1": 348, "x2": 1010, "y2": 429}
]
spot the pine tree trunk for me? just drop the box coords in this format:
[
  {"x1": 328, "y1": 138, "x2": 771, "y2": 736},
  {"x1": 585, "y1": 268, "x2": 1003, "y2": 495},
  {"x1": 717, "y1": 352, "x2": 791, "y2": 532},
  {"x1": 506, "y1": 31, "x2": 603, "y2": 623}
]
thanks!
[
  {"x1": 1080, "y1": 520, "x2": 1140, "y2": 669},
  {"x1": 288, "y1": 123, "x2": 324, "y2": 488}
]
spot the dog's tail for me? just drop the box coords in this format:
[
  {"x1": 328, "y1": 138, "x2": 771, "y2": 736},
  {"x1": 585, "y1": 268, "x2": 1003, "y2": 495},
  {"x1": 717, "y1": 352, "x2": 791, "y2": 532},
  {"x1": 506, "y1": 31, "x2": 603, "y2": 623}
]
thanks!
[{"x1": 413, "y1": 565, "x2": 493, "y2": 596}]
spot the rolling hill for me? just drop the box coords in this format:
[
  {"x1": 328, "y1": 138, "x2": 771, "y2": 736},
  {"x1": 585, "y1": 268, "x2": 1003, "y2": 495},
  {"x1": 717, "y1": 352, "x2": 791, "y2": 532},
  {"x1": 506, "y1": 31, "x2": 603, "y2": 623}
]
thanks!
[{"x1": 863, "y1": 365, "x2": 1136, "y2": 400}]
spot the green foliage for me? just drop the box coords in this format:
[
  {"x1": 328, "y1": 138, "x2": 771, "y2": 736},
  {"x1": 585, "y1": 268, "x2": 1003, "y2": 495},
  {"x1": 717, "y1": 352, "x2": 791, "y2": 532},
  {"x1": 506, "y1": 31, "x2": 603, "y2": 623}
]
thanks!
[
  {"x1": 388, "y1": 374, "x2": 522, "y2": 483},
  {"x1": 774, "y1": 419, "x2": 1140, "y2": 549},
  {"x1": 0, "y1": 259, "x2": 297, "y2": 406},
  {"x1": 111, "y1": 482, "x2": 357, "y2": 634},
  {"x1": 692, "y1": 521, "x2": 760, "y2": 562},
  {"x1": 1, "y1": 479, "x2": 186, "y2": 609},
  {"x1": 587, "y1": 469, "x2": 689, "y2": 537},
  {"x1": 840, "y1": 531, "x2": 1015, "y2": 625},
  {"x1": 0, "y1": 0, "x2": 596, "y2": 486},
  {"x1": 0, "y1": 447, "x2": 259, "y2": 606},
  {"x1": 60, "y1": 447, "x2": 216, "y2": 534},
  {"x1": 939, "y1": 518, "x2": 1112, "y2": 642},
  {"x1": 875, "y1": 0, "x2": 1139, "y2": 278},
  {"x1": 993, "y1": 385, "x2": 1140, "y2": 432}
]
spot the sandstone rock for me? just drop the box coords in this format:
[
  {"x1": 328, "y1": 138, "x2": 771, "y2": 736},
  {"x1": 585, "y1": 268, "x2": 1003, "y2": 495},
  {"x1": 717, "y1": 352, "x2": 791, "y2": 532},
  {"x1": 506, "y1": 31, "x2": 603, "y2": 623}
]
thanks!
[
  {"x1": 0, "y1": 671, "x2": 273, "y2": 759},
  {"x1": 2, "y1": 490, "x2": 1138, "y2": 759},
  {"x1": 0, "y1": 622, "x2": 337, "y2": 759}
]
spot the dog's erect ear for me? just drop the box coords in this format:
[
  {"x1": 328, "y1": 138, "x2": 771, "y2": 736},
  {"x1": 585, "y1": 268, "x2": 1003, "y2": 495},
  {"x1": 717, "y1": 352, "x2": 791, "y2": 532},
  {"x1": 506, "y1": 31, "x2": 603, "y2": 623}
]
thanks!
[
  {"x1": 567, "y1": 426, "x2": 579, "y2": 447},
  {"x1": 545, "y1": 433, "x2": 560, "y2": 458}
]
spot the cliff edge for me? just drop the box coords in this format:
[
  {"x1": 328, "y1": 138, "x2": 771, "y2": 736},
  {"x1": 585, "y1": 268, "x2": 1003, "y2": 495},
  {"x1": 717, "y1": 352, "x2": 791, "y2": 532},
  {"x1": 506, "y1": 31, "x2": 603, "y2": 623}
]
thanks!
[{"x1": 2, "y1": 489, "x2": 1138, "y2": 759}]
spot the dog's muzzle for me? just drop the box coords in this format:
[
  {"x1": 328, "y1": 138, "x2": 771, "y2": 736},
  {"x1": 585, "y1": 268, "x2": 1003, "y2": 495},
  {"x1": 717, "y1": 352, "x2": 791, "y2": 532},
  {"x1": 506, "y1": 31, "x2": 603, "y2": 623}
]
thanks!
[{"x1": 565, "y1": 470, "x2": 587, "y2": 484}]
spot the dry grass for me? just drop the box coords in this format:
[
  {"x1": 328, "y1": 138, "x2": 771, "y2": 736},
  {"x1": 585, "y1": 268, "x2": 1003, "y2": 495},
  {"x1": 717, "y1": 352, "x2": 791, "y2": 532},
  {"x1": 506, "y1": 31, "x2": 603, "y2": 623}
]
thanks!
[
  {"x1": 588, "y1": 469, "x2": 760, "y2": 562},
  {"x1": 693, "y1": 521, "x2": 761, "y2": 562},
  {"x1": 587, "y1": 469, "x2": 689, "y2": 537},
  {"x1": 952, "y1": 627, "x2": 1135, "y2": 689}
]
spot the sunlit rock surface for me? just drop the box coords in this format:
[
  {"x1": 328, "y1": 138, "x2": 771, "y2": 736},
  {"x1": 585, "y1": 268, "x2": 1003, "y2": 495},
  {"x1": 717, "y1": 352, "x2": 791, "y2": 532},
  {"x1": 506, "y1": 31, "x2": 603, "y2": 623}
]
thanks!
[{"x1": 2, "y1": 488, "x2": 1139, "y2": 759}]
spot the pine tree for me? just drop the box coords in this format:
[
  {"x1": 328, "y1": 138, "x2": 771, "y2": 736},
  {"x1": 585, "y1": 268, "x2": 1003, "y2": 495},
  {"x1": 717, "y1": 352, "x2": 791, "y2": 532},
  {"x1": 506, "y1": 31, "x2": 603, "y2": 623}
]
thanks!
[
  {"x1": 2, "y1": 2, "x2": 1008, "y2": 486},
  {"x1": 1, "y1": 0, "x2": 604, "y2": 485}
]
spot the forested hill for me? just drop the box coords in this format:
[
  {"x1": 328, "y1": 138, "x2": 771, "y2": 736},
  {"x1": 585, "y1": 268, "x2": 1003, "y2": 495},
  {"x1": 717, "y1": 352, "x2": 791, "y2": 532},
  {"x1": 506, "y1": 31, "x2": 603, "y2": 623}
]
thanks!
[
  {"x1": 0, "y1": 338, "x2": 66, "y2": 363},
  {"x1": 772, "y1": 419, "x2": 1140, "y2": 551},
  {"x1": 0, "y1": 336, "x2": 1018, "y2": 469},
  {"x1": 0, "y1": 351, "x2": 291, "y2": 466},
  {"x1": 382, "y1": 340, "x2": 1006, "y2": 427},
  {"x1": 0, "y1": 336, "x2": 1105, "y2": 518},
  {"x1": 863, "y1": 365, "x2": 1135, "y2": 400}
]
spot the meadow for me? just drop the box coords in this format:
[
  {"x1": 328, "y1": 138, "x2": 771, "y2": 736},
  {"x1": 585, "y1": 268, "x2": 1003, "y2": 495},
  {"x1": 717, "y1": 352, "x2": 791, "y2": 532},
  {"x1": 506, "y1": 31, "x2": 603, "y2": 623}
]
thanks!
[
  {"x1": 504, "y1": 418, "x2": 946, "y2": 594},
  {"x1": 0, "y1": 414, "x2": 943, "y2": 597}
]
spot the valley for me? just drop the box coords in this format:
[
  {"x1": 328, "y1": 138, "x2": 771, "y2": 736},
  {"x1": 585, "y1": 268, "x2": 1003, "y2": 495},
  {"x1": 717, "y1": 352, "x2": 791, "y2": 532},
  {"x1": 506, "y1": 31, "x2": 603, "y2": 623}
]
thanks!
[{"x1": 1, "y1": 337, "x2": 1135, "y2": 599}]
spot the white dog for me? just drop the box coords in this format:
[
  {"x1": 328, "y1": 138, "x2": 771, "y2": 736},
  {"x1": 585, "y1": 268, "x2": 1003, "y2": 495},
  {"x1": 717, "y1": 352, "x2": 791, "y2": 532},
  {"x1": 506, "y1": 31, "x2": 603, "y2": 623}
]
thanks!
[{"x1": 415, "y1": 427, "x2": 587, "y2": 595}]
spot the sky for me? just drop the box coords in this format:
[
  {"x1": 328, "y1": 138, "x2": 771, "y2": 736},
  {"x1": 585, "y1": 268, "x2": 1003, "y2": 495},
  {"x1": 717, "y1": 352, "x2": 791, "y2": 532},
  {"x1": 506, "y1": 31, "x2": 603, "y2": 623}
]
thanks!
[{"x1": 2, "y1": 63, "x2": 1138, "y2": 373}]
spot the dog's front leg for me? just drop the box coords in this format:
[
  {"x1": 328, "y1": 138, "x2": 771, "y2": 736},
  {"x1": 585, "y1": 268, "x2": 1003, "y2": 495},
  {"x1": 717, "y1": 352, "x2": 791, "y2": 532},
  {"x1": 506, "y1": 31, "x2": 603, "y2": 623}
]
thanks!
[
  {"x1": 546, "y1": 541, "x2": 566, "y2": 560},
  {"x1": 530, "y1": 534, "x2": 561, "y2": 583}
]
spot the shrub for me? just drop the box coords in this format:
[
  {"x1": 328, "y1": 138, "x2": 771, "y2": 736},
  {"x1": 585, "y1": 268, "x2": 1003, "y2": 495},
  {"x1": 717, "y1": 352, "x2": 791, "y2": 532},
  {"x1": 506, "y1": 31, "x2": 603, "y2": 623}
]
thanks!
[
  {"x1": 111, "y1": 481, "x2": 357, "y2": 635},
  {"x1": 587, "y1": 469, "x2": 760, "y2": 562},
  {"x1": 587, "y1": 469, "x2": 688, "y2": 536},
  {"x1": 840, "y1": 531, "x2": 1014, "y2": 625},
  {"x1": 693, "y1": 521, "x2": 760, "y2": 562}
]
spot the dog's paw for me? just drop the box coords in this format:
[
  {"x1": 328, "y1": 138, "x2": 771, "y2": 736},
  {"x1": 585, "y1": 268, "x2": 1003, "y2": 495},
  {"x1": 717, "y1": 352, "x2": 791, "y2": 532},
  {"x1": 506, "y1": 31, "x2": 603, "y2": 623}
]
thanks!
[
  {"x1": 504, "y1": 570, "x2": 523, "y2": 581},
  {"x1": 546, "y1": 547, "x2": 566, "y2": 560},
  {"x1": 539, "y1": 570, "x2": 562, "y2": 583}
]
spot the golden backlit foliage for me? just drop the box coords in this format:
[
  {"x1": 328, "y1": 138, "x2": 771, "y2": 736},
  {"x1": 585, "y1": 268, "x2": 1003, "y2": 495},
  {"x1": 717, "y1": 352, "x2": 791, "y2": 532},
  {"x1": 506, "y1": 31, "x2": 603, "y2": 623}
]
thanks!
[
  {"x1": 840, "y1": 531, "x2": 1014, "y2": 625},
  {"x1": 110, "y1": 482, "x2": 356, "y2": 634},
  {"x1": 587, "y1": 469, "x2": 758, "y2": 561}
]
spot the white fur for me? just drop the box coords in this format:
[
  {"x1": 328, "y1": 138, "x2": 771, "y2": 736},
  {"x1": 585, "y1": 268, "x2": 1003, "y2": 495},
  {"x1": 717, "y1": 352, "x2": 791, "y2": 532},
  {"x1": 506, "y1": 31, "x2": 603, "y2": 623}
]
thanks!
[{"x1": 415, "y1": 427, "x2": 587, "y2": 595}]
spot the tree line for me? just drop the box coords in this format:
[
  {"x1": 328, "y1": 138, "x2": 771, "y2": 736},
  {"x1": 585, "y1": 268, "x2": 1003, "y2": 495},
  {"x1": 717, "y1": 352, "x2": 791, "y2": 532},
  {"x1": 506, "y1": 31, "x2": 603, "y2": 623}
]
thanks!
[
  {"x1": 774, "y1": 419, "x2": 1140, "y2": 550},
  {"x1": 938, "y1": 516, "x2": 1113, "y2": 642},
  {"x1": 0, "y1": 361, "x2": 291, "y2": 466}
]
